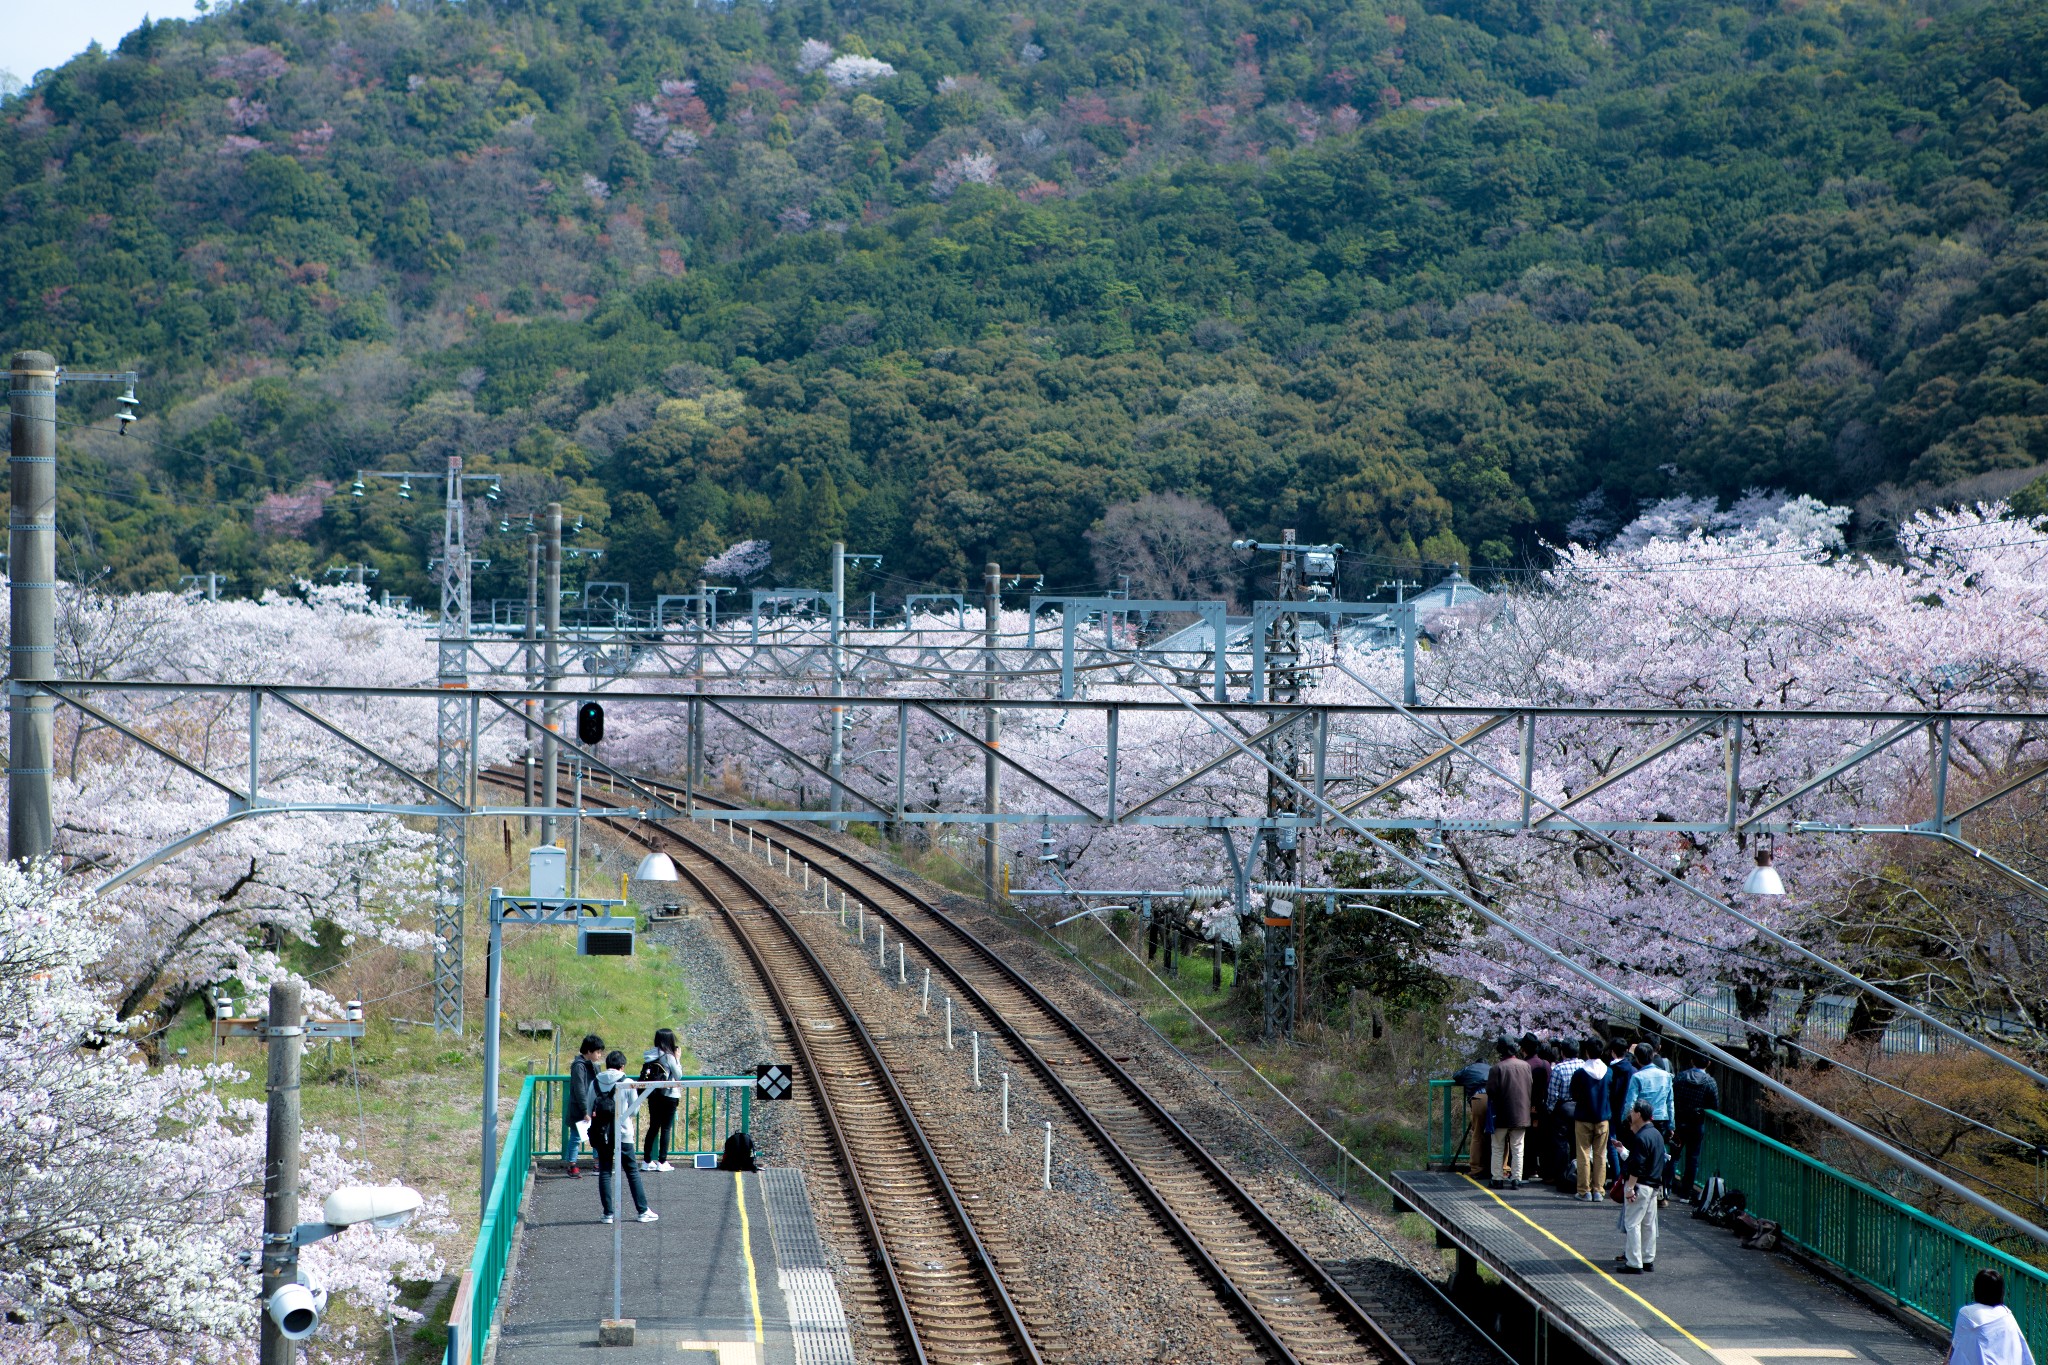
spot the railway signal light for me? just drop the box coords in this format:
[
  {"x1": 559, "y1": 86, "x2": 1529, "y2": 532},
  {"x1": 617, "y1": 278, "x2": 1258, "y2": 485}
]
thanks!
[{"x1": 577, "y1": 701, "x2": 605, "y2": 745}]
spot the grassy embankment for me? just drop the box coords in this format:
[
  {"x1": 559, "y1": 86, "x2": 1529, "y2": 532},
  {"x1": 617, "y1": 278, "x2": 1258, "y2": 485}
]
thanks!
[{"x1": 160, "y1": 823, "x2": 697, "y2": 1360}]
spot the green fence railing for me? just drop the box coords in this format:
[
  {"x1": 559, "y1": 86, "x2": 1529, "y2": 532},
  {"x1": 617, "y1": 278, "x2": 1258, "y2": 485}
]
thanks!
[
  {"x1": 458, "y1": 1072, "x2": 545, "y2": 1365},
  {"x1": 1701, "y1": 1110, "x2": 2048, "y2": 1351},
  {"x1": 1428, "y1": 1078, "x2": 1467, "y2": 1169},
  {"x1": 549, "y1": 1074, "x2": 754, "y2": 1160}
]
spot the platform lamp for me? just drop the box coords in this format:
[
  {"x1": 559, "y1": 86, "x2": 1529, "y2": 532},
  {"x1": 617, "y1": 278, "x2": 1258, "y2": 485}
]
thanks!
[
  {"x1": 1743, "y1": 847, "x2": 1786, "y2": 896},
  {"x1": 625, "y1": 849, "x2": 680, "y2": 901},
  {"x1": 633, "y1": 851, "x2": 680, "y2": 881}
]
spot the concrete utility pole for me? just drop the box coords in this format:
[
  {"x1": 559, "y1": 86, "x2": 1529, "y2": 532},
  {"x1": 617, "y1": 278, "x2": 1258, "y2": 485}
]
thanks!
[
  {"x1": 523, "y1": 532, "x2": 539, "y2": 835},
  {"x1": 541, "y1": 504, "x2": 563, "y2": 846},
  {"x1": 829, "y1": 541, "x2": 845, "y2": 831},
  {"x1": 1263, "y1": 531, "x2": 1303, "y2": 1042},
  {"x1": 984, "y1": 561, "x2": 1001, "y2": 906},
  {"x1": 259, "y1": 980, "x2": 305, "y2": 1365},
  {"x1": 7, "y1": 351, "x2": 55, "y2": 865}
]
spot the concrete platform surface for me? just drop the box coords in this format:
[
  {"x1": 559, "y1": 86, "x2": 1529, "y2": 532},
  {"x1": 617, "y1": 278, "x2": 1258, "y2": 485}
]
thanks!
[
  {"x1": 1395, "y1": 1170, "x2": 1943, "y2": 1365},
  {"x1": 493, "y1": 1163, "x2": 853, "y2": 1365}
]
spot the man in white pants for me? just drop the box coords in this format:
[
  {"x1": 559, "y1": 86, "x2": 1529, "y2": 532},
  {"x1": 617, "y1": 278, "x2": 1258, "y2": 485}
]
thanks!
[{"x1": 1617, "y1": 1102, "x2": 1665, "y2": 1273}]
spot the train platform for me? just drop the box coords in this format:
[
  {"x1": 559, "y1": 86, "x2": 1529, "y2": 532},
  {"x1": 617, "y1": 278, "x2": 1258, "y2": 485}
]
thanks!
[
  {"x1": 489, "y1": 1163, "x2": 854, "y2": 1365},
  {"x1": 1393, "y1": 1170, "x2": 1943, "y2": 1365}
]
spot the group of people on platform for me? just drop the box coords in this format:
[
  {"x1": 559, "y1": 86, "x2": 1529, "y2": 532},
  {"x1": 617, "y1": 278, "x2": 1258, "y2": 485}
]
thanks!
[
  {"x1": 561, "y1": 1029, "x2": 687, "y2": 1224},
  {"x1": 1454, "y1": 1033, "x2": 1720, "y2": 1273},
  {"x1": 1455, "y1": 1036, "x2": 2039, "y2": 1361}
]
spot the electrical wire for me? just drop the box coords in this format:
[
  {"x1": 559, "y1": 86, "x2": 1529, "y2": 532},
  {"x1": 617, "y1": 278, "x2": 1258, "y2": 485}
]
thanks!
[
  {"x1": 1310, "y1": 645, "x2": 2048, "y2": 1087},
  {"x1": 1103, "y1": 638, "x2": 2048, "y2": 1242}
]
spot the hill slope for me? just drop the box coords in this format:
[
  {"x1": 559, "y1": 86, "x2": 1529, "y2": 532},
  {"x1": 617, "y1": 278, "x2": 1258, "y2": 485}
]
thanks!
[{"x1": 4, "y1": 0, "x2": 2046, "y2": 602}]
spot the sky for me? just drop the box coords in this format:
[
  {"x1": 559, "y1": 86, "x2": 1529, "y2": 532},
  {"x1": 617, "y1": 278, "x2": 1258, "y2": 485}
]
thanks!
[{"x1": 6, "y1": 1, "x2": 169, "y2": 85}]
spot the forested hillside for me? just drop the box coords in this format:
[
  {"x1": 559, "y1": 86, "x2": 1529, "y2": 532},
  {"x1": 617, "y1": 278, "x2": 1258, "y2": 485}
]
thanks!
[{"x1": 4, "y1": 0, "x2": 2046, "y2": 604}]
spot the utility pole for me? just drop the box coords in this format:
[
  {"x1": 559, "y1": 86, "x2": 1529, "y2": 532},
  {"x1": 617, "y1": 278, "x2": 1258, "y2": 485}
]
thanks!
[
  {"x1": 694, "y1": 578, "x2": 708, "y2": 679},
  {"x1": 829, "y1": 541, "x2": 845, "y2": 831},
  {"x1": 432, "y1": 456, "x2": 471, "y2": 1036},
  {"x1": 523, "y1": 532, "x2": 539, "y2": 836},
  {"x1": 1378, "y1": 578, "x2": 1418, "y2": 604},
  {"x1": 541, "y1": 504, "x2": 562, "y2": 846},
  {"x1": 259, "y1": 980, "x2": 305, "y2": 1365},
  {"x1": 984, "y1": 561, "x2": 1001, "y2": 907},
  {"x1": 1263, "y1": 531, "x2": 1302, "y2": 1042},
  {"x1": 7, "y1": 351, "x2": 55, "y2": 864}
]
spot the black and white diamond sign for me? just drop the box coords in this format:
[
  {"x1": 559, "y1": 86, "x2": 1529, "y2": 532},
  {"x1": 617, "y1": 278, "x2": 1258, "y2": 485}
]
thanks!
[{"x1": 756, "y1": 1063, "x2": 793, "y2": 1101}]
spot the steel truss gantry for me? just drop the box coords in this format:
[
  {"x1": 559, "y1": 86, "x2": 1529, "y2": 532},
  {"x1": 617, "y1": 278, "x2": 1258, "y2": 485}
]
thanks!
[
  {"x1": 56, "y1": 679, "x2": 2048, "y2": 878},
  {"x1": 442, "y1": 594, "x2": 1415, "y2": 702}
]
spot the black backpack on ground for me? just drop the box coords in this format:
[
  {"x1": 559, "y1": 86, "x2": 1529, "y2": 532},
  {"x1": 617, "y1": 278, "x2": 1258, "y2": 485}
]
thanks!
[{"x1": 717, "y1": 1131, "x2": 758, "y2": 1171}]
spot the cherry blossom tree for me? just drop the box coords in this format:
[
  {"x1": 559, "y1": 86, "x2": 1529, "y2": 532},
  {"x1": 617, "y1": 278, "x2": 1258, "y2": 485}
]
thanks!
[{"x1": 0, "y1": 860, "x2": 447, "y2": 1363}]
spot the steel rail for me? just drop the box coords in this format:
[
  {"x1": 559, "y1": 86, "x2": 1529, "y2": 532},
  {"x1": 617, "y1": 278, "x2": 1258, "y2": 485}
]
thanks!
[
  {"x1": 480, "y1": 771, "x2": 1040, "y2": 1365},
  {"x1": 551, "y1": 767, "x2": 1416, "y2": 1365}
]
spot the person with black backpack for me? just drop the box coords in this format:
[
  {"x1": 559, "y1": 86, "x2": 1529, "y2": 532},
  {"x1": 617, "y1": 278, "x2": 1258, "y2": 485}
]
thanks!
[
  {"x1": 1569, "y1": 1038, "x2": 1610, "y2": 1200},
  {"x1": 591, "y1": 1050, "x2": 656, "y2": 1224},
  {"x1": 639, "y1": 1028, "x2": 684, "y2": 1171}
]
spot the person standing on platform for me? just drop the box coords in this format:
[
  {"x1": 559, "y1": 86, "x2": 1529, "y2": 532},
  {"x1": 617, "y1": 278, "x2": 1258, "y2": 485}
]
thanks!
[
  {"x1": 1487, "y1": 1038, "x2": 1534, "y2": 1188},
  {"x1": 640, "y1": 1027, "x2": 684, "y2": 1171},
  {"x1": 1454, "y1": 1056, "x2": 1492, "y2": 1177},
  {"x1": 1548, "y1": 1039, "x2": 1588, "y2": 1192},
  {"x1": 591, "y1": 1050, "x2": 657, "y2": 1225},
  {"x1": 1673, "y1": 1059, "x2": 1721, "y2": 1199},
  {"x1": 1948, "y1": 1269, "x2": 2037, "y2": 1365},
  {"x1": 564, "y1": 1033, "x2": 604, "y2": 1178},
  {"x1": 1617, "y1": 1102, "x2": 1665, "y2": 1273},
  {"x1": 1605, "y1": 1037, "x2": 1638, "y2": 1181},
  {"x1": 1569, "y1": 1038, "x2": 1610, "y2": 1200},
  {"x1": 1522, "y1": 1036, "x2": 1553, "y2": 1183},
  {"x1": 1624, "y1": 1044, "x2": 1674, "y2": 1135}
]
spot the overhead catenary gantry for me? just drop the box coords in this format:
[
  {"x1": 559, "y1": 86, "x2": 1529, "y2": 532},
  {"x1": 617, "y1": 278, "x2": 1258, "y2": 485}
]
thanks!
[{"x1": 54, "y1": 677, "x2": 2048, "y2": 843}]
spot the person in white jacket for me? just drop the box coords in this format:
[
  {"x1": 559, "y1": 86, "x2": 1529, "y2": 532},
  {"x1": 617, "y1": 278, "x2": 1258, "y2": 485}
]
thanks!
[
  {"x1": 1949, "y1": 1269, "x2": 2036, "y2": 1365},
  {"x1": 590, "y1": 1051, "x2": 656, "y2": 1224}
]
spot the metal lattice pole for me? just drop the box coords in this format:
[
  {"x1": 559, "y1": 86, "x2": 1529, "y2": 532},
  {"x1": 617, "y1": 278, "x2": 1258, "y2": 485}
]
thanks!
[
  {"x1": 984, "y1": 561, "x2": 1002, "y2": 906},
  {"x1": 1262, "y1": 530, "x2": 1302, "y2": 1041},
  {"x1": 433, "y1": 455, "x2": 470, "y2": 1036},
  {"x1": 829, "y1": 541, "x2": 845, "y2": 831}
]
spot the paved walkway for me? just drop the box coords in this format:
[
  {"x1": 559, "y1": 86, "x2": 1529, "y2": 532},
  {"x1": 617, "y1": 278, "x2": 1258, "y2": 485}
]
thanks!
[
  {"x1": 493, "y1": 1164, "x2": 852, "y2": 1365},
  {"x1": 1394, "y1": 1170, "x2": 1943, "y2": 1365}
]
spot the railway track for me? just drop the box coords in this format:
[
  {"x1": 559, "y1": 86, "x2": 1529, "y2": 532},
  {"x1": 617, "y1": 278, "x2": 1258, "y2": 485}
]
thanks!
[
  {"x1": 496, "y1": 764, "x2": 1422, "y2": 1365},
  {"x1": 482, "y1": 771, "x2": 1039, "y2": 1365}
]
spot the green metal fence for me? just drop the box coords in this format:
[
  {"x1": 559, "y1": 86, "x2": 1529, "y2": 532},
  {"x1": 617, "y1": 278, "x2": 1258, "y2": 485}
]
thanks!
[
  {"x1": 547, "y1": 1074, "x2": 754, "y2": 1159},
  {"x1": 1427, "y1": 1078, "x2": 1466, "y2": 1169},
  {"x1": 450, "y1": 1073, "x2": 755, "y2": 1365},
  {"x1": 458, "y1": 1072, "x2": 545, "y2": 1365},
  {"x1": 1700, "y1": 1110, "x2": 2048, "y2": 1352}
]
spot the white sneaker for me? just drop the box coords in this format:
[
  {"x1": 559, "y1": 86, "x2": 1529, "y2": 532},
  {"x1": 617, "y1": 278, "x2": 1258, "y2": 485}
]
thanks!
[
  {"x1": 600, "y1": 1214, "x2": 615, "y2": 1224},
  {"x1": 637, "y1": 1210, "x2": 660, "y2": 1223},
  {"x1": 660, "y1": 1162, "x2": 676, "y2": 1172}
]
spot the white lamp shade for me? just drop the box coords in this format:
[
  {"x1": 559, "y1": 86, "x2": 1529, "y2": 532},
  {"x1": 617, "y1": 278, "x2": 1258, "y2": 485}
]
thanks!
[
  {"x1": 633, "y1": 851, "x2": 681, "y2": 882},
  {"x1": 1743, "y1": 859, "x2": 1785, "y2": 897},
  {"x1": 323, "y1": 1185, "x2": 422, "y2": 1230}
]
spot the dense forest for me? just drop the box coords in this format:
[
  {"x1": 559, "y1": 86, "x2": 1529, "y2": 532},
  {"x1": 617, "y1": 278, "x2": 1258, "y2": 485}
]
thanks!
[{"x1": 3, "y1": 0, "x2": 2045, "y2": 606}]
